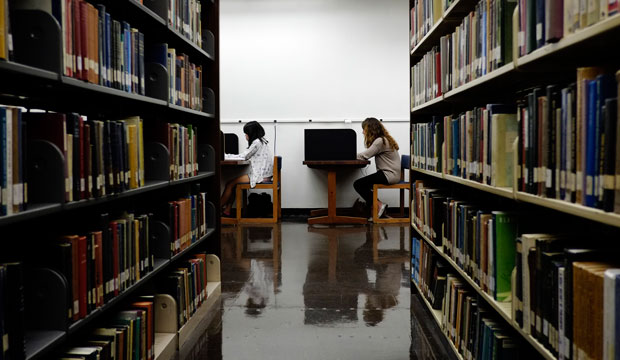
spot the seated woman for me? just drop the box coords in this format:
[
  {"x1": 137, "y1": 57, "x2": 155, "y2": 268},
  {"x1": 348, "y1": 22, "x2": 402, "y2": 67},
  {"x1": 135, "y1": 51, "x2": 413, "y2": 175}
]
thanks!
[
  {"x1": 354, "y1": 117, "x2": 401, "y2": 219},
  {"x1": 222, "y1": 121, "x2": 273, "y2": 216}
]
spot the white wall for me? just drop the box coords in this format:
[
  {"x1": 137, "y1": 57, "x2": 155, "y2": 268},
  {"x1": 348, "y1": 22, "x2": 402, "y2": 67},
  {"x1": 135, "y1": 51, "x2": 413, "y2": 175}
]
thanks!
[{"x1": 220, "y1": 0, "x2": 411, "y2": 209}]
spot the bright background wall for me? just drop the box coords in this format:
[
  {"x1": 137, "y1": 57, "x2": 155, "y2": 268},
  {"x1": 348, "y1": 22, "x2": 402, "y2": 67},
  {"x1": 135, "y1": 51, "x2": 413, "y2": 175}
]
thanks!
[{"x1": 219, "y1": 0, "x2": 410, "y2": 209}]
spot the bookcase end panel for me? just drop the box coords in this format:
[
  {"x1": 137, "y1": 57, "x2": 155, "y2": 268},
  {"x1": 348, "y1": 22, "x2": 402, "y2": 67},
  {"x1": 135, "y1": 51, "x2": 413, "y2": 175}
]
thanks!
[
  {"x1": 28, "y1": 140, "x2": 66, "y2": 204},
  {"x1": 150, "y1": 220, "x2": 172, "y2": 260},
  {"x1": 145, "y1": 63, "x2": 169, "y2": 101},
  {"x1": 11, "y1": 10, "x2": 63, "y2": 74},
  {"x1": 145, "y1": 142, "x2": 171, "y2": 181}
]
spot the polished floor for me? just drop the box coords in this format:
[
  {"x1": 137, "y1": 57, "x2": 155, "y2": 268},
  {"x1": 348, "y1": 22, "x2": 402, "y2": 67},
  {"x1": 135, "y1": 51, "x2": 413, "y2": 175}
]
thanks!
[{"x1": 187, "y1": 222, "x2": 456, "y2": 360}]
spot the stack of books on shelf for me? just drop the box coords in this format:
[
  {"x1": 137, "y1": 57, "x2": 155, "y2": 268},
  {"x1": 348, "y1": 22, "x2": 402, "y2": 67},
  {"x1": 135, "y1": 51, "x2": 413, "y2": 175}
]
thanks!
[
  {"x1": 26, "y1": 112, "x2": 146, "y2": 202},
  {"x1": 411, "y1": 236, "x2": 448, "y2": 310},
  {"x1": 411, "y1": 179, "x2": 620, "y2": 359},
  {"x1": 168, "y1": 0, "x2": 204, "y2": 48},
  {"x1": 160, "y1": 253, "x2": 210, "y2": 329},
  {"x1": 410, "y1": 0, "x2": 454, "y2": 49},
  {"x1": 168, "y1": 49, "x2": 204, "y2": 111},
  {"x1": 149, "y1": 43, "x2": 204, "y2": 111},
  {"x1": 1, "y1": 107, "x2": 208, "y2": 217},
  {"x1": 412, "y1": 237, "x2": 522, "y2": 359},
  {"x1": 1, "y1": 106, "x2": 27, "y2": 216},
  {"x1": 412, "y1": 180, "x2": 519, "y2": 301},
  {"x1": 513, "y1": 236, "x2": 620, "y2": 359},
  {"x1": 410, "y1": 0, "x2": 517, "y2": 107},
  {"x1": 412, "y1": 104, "x2": 518, "y2": 188},
  {"x1": 149, "y1": 122, "x2": 201, "y2": 180},
  {"x1": 49, "y1": 212, "x2": 155, "y2": 323},
  {"x1": 517, "y1": 0, "x2": 619, "y2": 56},
  {"x1": 60, "y1": 298, "x2": 156, "y2": 360},
  {"x1": 517, "y1": 68, "x2": 620, "y2": 214},
  {"x1": 0, "y1": 262, "x2": 25, "y2": 360},
  {"x1": 19, "y1": 1, "x2": 148, "y2": 95},
  {"x1": 163, "y1": 191, "x2": 209, "y2": 256}
]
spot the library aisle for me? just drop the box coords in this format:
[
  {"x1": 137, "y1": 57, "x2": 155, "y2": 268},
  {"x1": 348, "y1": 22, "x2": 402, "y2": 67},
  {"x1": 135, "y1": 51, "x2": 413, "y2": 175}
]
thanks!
[{"x1": 187, "y1": 223, "x2": 456, "y2": 359}]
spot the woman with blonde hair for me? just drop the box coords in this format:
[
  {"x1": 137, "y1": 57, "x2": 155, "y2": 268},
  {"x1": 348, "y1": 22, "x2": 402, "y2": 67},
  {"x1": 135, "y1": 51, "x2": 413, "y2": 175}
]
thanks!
[{"x1": 355, "y1": 117, "x2": 401, "y2": 219}]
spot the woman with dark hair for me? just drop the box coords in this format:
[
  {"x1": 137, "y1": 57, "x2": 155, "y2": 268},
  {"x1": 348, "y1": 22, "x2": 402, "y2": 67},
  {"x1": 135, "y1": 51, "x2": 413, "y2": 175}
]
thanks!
[
  {"x1": 354, "y1": 117, "x2": 401, "y2": 219},
  {"x1": 222, "y1": 121, "x2": 273, "y2": 216}
]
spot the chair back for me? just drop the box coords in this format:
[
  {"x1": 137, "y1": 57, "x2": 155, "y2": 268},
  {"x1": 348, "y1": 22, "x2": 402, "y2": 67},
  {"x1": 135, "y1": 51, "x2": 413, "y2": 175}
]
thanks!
[
  {"x1": 274, "y1": 156, "x2": 282, "y2": 184},
  {"x1": 400, "y1": 154, "x2": 410, "y2": 170},
  {"x1": 400, "y1": 155, "x2": 410, "y2": 182}
]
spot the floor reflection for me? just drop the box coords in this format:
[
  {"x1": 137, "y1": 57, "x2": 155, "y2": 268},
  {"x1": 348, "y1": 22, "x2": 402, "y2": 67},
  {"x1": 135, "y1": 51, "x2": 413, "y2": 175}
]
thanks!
[{"x1": 192, "y1": 222, "x2": 452, "y2": 360}]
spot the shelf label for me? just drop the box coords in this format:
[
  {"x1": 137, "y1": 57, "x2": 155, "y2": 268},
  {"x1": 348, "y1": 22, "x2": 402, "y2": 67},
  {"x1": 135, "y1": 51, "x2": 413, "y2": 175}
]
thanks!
[
  {"x1": 603, "y1": 175, "x2": 615, "y2": 189},
  {"x1": 576, "y1": 171, "x2": 583, "y2": 190}
]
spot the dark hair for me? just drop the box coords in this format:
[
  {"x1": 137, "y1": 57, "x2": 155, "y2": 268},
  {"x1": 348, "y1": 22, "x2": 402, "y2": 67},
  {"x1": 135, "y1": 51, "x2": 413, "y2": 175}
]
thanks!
[
  {"x1": 243, "y1": 121, "x2": 268, "y2": 148},
  {"x1": 361, "y1": 117, "x2": 399, "y2": 151}
]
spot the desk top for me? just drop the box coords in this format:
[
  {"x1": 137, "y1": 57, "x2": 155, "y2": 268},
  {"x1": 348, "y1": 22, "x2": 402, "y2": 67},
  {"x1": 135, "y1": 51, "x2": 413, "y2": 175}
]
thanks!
[
  {"x1": 303, "y1": 160, "x2": 369, "y2": 169},
  {"x1": 221, "y1": 159, "x2": 250, "y2": 166}
]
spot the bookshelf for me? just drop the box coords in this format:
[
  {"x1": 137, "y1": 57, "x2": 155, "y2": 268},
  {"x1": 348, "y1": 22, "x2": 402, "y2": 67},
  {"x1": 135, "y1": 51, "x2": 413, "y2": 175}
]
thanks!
[
  {"x1": 411, "y1": 276, "x2": 464, "y2": 360},
  {"x1": 0, "y1": 0, "x2": 223, "y2": 359},
  {"x1": 410, "y1": 0, "x2": 476, "y2": 58},
  {"x1": 516, "y1": 14, "x2": 620, "y2": 68},
  {"x1": 410, "y1": 0, "x2": 620, "y2": 357},
  {"x1": 412, "y1": 168, "x2": 515, "y2": 199},
  {"x1": 411, "y1": 223, "x2": 556, "y2": 360},
  {"x1": 412, "y1": 166, "x2": 620, "y2": 229},
  {"x1": 442, "y1": 63, "x2": 516, "y2": 99}
]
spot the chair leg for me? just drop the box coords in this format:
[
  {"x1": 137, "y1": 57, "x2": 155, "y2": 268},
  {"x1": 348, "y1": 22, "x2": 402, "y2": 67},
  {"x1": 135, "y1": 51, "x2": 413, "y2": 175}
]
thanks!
[
  {"x1": 399, "y1": 188, "x2": 405, "y2": 217},
  {"x1": 372, "y1": 185, "x2": 379, "y2": 223},
  {"x1": 278, "y1": 187, "x2": 282, "y2": 220},
  {"x1": 272, "y1": 187, "x2": 278, "y2": 223},
  {"x1": 236, "y1": 186, "x2": 242, "y2": 220}
]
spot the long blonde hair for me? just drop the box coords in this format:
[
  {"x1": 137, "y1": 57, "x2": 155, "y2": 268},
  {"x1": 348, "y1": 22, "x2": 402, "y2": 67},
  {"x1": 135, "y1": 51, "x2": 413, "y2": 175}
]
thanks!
[{"x1": 362, "y1": 118, "x2": 399, "y2": 151}]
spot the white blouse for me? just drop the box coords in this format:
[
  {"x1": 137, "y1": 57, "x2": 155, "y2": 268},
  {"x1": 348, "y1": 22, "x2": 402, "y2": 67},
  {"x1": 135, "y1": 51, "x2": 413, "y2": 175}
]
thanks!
[{"x1": 225, "y1": 138, "x2": 273, "y2": 187}]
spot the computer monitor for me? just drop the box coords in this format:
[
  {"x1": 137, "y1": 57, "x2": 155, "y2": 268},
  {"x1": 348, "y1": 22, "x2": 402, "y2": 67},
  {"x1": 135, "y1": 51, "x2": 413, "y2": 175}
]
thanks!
[
  {"x1": 304, "y1": 129, "x2": 357, "y2": 161},
  {"x1": 224, "y1": 133, "x2": 239, "y2": 154}
]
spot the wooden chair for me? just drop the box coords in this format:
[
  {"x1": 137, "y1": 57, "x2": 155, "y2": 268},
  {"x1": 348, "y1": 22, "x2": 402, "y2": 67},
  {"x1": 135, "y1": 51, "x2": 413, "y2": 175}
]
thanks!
[
  {"x1": 372, "y1": 155, "x2": 410, "y2": 223},
  {"x1": 236, "y1": 156, "x2": 282, "y2": 223}
]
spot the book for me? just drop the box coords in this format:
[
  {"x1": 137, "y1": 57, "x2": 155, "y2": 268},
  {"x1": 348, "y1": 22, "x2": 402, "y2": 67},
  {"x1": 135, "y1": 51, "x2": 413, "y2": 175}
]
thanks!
[
  {"x1": 492, "y1": 211, "x2": 517, "y2": 302},
  {"x1": 603, "y1": 269, "x2": 620, "y2": 360},
  {"x1": 602, "y1": 98, "x2": 617, "y2": 212}
]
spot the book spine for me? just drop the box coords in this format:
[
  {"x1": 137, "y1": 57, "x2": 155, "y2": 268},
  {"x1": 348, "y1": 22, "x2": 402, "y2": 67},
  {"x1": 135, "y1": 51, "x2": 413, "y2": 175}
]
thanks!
[
  {"x1": 586, "y1": 80, "x2": 598, "y2": 207},
  {"x1": 602, "y1": 98, "x2": 617, "y2": 211}
]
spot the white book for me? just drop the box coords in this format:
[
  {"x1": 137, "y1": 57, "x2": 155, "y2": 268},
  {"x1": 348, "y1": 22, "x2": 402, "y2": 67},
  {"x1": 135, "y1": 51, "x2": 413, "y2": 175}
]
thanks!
[{"x1": 603, "y1": 269, "x2": 620, "y2": 360}]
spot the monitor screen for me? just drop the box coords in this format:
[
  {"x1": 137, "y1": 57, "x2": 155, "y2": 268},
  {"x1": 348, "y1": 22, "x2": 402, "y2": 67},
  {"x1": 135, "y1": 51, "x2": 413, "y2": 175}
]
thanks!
[{"x1": 304, "y1": 129, "x2": 357, "y2": 161}]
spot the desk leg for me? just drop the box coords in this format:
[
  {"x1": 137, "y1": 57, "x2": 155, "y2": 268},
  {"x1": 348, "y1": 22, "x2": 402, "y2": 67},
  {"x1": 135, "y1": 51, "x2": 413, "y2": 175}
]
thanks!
[
  {"x1": 327, "y1": 170, "x2": 337, "y2": 220},
  {"x1": 310, "y1": 209, "x2": 328, "y2": 217},
  {"x1": 308, "y1": 170, "x2": 367, "y2": 225}
]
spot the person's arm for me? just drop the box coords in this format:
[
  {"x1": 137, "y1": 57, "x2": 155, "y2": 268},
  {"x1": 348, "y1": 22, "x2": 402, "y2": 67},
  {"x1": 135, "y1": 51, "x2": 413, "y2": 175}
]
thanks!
[
  {"x1": 357, "y1": 138, "x2": 383, "y2": 160},
  {"x1": 232, "y1": 140, "x2": 261, "y2": 160},
  {"x1": 224, "y1": 153, "x2": 242, "y2": 160}
]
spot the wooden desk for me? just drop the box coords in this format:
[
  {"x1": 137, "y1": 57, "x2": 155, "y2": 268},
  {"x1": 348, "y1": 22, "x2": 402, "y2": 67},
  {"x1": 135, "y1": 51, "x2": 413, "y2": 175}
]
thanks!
[
  {"x1": 221, "y1": 159, "x2": 250, "y2": 225},
  {"x1": 221, "y1": 159, "x2": 250, "y2": 166},
  {"x1": 303, "y1": 160, "x2": 370, "y2": 225}
]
